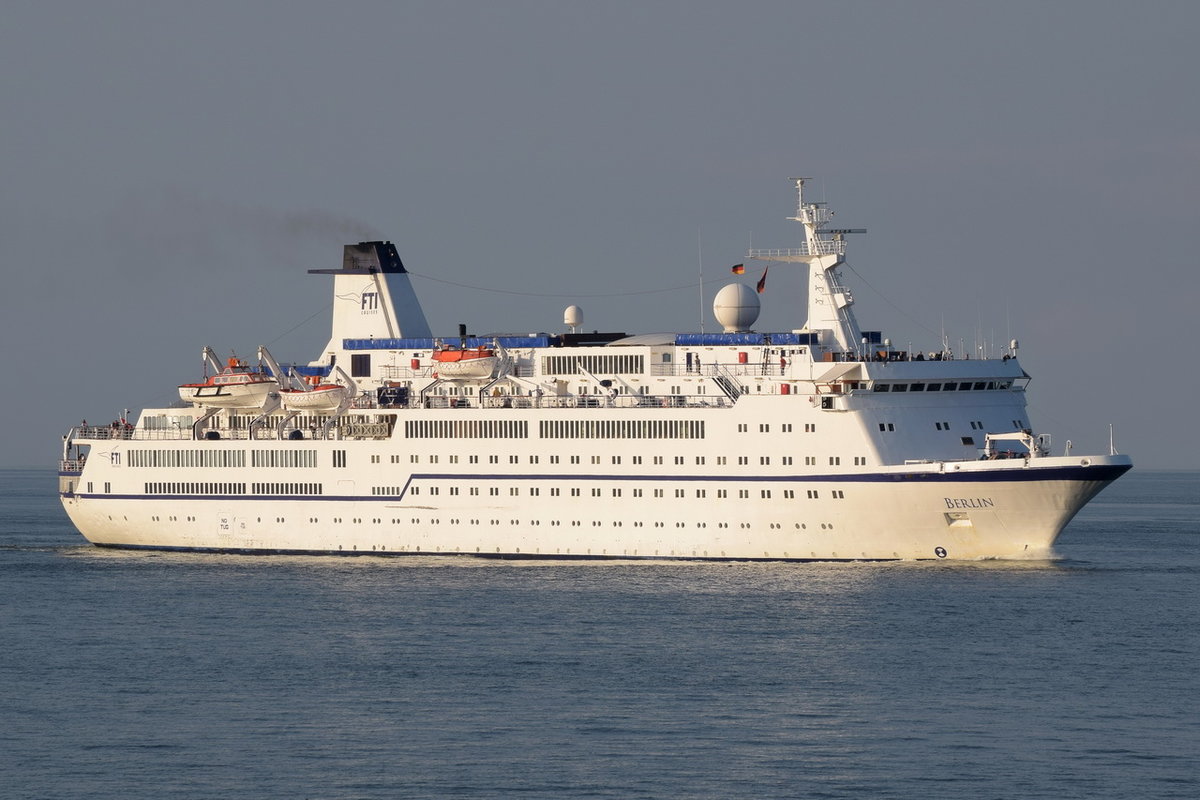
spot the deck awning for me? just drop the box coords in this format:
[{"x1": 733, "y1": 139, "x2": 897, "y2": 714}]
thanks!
[{"x1": 814, "y1": 362, "x2": 864, "y2": 383}]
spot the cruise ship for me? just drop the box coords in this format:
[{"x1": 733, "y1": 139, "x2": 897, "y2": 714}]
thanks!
[{"x1": 58, "y1": 179, "x2": 1132, "y2": 560}]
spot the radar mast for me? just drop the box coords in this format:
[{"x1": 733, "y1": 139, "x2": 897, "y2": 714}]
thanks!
[{"x1": 748, "y1": 177, "x2": 866, "y2": 355}]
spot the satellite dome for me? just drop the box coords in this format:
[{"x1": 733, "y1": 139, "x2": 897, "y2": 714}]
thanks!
[
  {"x1": 564, "y1": 305, "x2": 583, "y2": 332},
  {"x1": 713, "y1": 283, "x2": 760, "y2": 332}
]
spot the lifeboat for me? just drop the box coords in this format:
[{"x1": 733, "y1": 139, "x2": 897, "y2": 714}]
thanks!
[
  {"x1": 178, "y1": 357, "x2": 277, "y2": 409},
  {"x1": 432, "y1": 346, "x2": 498, "y2": 380},
  {"x1": 279, "y1": 380, "x2": 349, "y2": 412}
]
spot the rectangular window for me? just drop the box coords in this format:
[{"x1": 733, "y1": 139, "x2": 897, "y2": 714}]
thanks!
[{"x1": 350, "y1": 353, "x2": 371, "y2": 378}]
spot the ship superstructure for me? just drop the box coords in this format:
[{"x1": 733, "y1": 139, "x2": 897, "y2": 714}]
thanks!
[{"x1": 58, "y1": 181, "x2": 1131, "y2": 560}]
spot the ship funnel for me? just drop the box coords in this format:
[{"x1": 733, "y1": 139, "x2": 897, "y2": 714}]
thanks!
[{"x1": 309, "y1": 241, "x2": 432, "y2": 358}]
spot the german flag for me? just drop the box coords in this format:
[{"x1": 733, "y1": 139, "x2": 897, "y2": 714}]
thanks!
[
  {"x1": 756, "y1": 266, "x2": 769, "y2": 294},
  {"x1": 730, "y1": 264, "x2": 745, "y2": 274}
]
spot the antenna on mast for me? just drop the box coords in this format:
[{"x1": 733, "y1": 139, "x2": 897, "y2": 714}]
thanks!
[{"x1": 697, "y1": 228, "x2": 704, "y2": 334}]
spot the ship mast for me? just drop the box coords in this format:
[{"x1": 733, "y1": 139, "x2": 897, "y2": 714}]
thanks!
[{"x1": 748, "y1": 177, "x2": 866, "y2": 355}]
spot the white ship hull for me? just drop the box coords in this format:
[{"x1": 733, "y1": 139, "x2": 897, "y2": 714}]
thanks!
[{"x1": 57, "y1": 429, "x2": 1130, "y2": 560}]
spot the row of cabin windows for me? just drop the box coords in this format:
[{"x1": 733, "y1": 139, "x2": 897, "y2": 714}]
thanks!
[
  {"x1": 144, "y1": 482, "x2": 247, "y2": 495},
  {"x1": 405, "y1": 419, "x2": 706, "y2": 440},
  {"x1": 251, "y1": 482, "x2": 323, "y2": 495},
  {"x1": 541, "y1": 354, "x2": 646, "y2": 376},
  {"x1": 738, "y1": 423, "x2": 815, "y2": 433},
  {"x1": 129, "y1": 449, "x2": 246, "y2": 468},
  {"x1": 880, "y1": 422, "x2": 976, "y2": 445},
  {"x1": 540, "y1": 419, "x2": 704, "y2": 440},
  {"x1": 404, "y1": 453, "x2": 864, "y2": 467},
  {"x1": 144, "y1": 482, "x2": 324, "y2": 495},
  {"x1": 144, "y1": 517, "x2": 840, "y2": 537},
  {"x1": 874, "y1": 380, "x2": 1013, "y2": 393},
  {"x1": 407, "y1": 484, "x2": 848, "y2": 500},
  {"x1": 251, "y1": 449, "x2": 318, "y2": 468},
  {"x1": 406, "y1": 419, "x2": 529, "y2": 439}
]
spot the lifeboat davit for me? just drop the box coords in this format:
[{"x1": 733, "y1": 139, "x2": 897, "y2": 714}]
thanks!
[
  {"x1": 432, "y1": 346, "x2": 497, "y2": 380},
  {"x1": 178, "y1": 357, "x2": 277, "y2": 409}
]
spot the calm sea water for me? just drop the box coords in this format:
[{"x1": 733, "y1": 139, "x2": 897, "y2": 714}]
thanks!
[{"x1": 1, "y1": 468, "x2": 1196, "y2": 799}]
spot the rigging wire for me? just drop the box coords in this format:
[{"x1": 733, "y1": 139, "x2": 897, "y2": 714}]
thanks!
[
  {"x1": 406, "y1": 270, "x2": 701, "y2": 298},
  {"x1": 264, "y1": 302, "x2": 333, "y2": 347},
  {"x1": 838, "y1": 261, "x2": 945, "y2": 345}
]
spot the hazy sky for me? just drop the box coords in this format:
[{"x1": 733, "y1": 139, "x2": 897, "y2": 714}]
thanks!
[{"x1": 2, "y1": 1, "x2": 1197, "y2": 468}]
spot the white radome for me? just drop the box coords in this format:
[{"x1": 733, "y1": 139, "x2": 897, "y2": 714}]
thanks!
[{"x1": 713, "y1": 282, "x2": 760, "y2": 332}]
